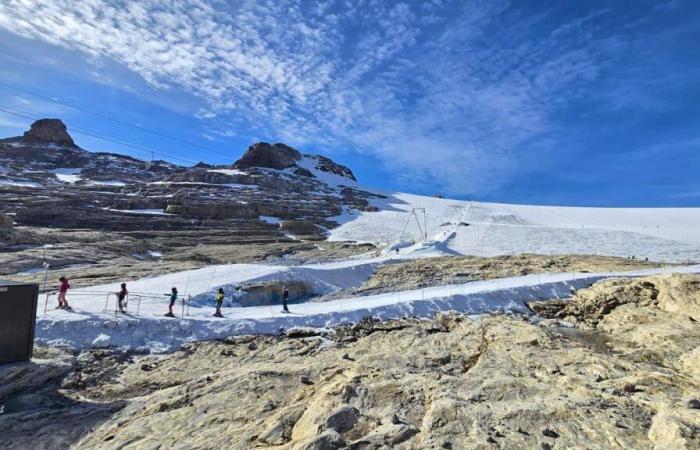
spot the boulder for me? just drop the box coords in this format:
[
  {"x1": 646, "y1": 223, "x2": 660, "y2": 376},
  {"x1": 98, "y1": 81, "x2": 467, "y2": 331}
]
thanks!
[
  {"x1": 280, "y1": 220, "x2": 322, "y2": 236},
  {"x1": 234, "y1": 142, "x2": 301, "y2": 170},
  {"x1": 22, "y1": 119, "x2": 75, "y2": 146}
]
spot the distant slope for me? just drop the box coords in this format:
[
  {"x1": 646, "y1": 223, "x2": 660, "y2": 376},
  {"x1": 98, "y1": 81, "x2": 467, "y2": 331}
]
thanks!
[{"x1": 328, "y1": 192, "x2": 700, "y2": 263}]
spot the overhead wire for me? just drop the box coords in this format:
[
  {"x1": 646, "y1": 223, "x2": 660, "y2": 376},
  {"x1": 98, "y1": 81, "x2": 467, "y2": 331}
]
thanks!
[
  {"x1": 0, "y1": 80, "x2": 234, "y2": 159},
  {"x1": 0, "y1": 105, "x2": 199, "y2": 165}
]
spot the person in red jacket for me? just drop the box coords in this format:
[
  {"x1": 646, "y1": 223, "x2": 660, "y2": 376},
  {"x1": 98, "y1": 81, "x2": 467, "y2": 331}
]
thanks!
[{"x1": 57, "y1": 276, "x2": 71, "y2": 309}]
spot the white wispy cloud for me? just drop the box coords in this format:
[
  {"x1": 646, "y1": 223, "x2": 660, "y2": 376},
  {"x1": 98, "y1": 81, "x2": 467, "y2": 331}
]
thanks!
[{"x1": 0, "y1": 0, "x2": 680, "y2": 195}]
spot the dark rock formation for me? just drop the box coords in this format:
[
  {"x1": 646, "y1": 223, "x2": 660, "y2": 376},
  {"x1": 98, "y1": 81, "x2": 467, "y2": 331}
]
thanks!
[
  {"x1": 234, "y1": 142, "x2": 301, "y2": 170},
  {"x1": 311, "y1": 155, "x2": 356, "y2": 181},
  {"x1": 0, "y1": 213, "x2": 13, "y2": 229},
  {"x1": 22, "y1": 119, "x2": 75, "y2": 146}
]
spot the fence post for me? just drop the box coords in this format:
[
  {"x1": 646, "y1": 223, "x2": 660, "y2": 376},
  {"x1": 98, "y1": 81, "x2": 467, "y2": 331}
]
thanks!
[
  {"x1": 104, "y1": 293, "x2": 112, "y2": 312},
  {"x1": 41, "y1": 262, "x2": 50, "y2": 310},
  {"x1": 43, "y1": 291, "x2": 50, "y2": 316},
  {"x1": 137, "y1": 295, "x2": 142, "y2": 315}
]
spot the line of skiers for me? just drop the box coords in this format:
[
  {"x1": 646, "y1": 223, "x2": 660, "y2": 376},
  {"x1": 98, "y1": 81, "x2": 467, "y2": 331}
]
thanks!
[{"x1": 55, "y1": 277, "x2": 291, "y2": 317}]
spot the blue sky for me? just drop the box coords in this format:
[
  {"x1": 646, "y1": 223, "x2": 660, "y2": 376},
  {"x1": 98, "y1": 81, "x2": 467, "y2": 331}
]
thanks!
[{"x1": 0, "y1": 0, "x2": 698, "y2": 206}]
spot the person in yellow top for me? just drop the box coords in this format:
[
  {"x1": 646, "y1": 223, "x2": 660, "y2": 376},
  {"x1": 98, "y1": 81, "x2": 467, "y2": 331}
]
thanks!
[{"x1": 214, "y1": 287, "x2": 224, "y2": 318}]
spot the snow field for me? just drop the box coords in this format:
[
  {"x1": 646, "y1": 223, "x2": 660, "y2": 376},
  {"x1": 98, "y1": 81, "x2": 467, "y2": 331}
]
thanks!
[{"x1": 329, "y1": 192, "x2": 700, "y2": 262}]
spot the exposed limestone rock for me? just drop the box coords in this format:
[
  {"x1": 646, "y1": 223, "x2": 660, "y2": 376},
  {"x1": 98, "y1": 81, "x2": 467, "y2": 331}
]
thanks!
[
  {"x1": 234, "y1": 142, "x2": 301, "y2": 170},
  {"x1": 21, "y1": 118, "x2": 75, "y2": 146},
  {"x1": 280, "y1": 220, "x2": 323, "y2": 236},
  {"x1": 0, "y1": 213, "x2": 13, "y2": 229},
  {"x1": 530, "y1": 273, "x2": 700, "y2": 326}
]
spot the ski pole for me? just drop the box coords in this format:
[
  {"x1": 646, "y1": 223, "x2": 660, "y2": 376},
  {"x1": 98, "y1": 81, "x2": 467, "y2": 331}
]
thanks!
[
  {"x1": 181, "y1": 296, "x2": 185, "y2": 319},
  {"x1": 186, "y1": 295, "x2": 191, "y2": 316},
  {"x1": 41, "y1": 262, "x2": 50, "y2": 314}
]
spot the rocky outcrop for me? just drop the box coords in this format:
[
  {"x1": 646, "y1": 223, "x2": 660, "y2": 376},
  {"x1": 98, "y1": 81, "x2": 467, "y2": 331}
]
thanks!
[
  {"x1": 233, "y1": 142, "x2": 301, "y2": 170},
  {"x1": 529, "y1": 273, "x2": 700, "y2": 325},
  {"x1": 21, "y1": 118, "x2": 75, "y2": 146},
  {"x1": 310, "y1": 154, "x2": 356, "y2": 181},
  {"x1": 280, "y1": 220, "x2": 323, "y2": 237},
  {"x1": 0, "y1": 213, "x2": 13, "y2": 229}
]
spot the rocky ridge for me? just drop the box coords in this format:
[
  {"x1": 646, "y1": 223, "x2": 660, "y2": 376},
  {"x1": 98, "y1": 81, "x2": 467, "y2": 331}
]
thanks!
[{"x1": 0, "y1": 119, "x2": 377, "y2": 235}]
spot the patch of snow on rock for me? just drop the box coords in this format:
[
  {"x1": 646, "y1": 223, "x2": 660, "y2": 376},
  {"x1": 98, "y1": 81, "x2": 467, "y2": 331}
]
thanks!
[{"x1": 51, "y1": 167, "x2": 82, "y2": 183}]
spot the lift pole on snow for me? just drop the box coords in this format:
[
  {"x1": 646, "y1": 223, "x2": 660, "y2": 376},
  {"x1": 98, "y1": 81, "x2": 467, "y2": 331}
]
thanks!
[{"x1": 399, "y1": 208, "x2": 428, "y2": 242}]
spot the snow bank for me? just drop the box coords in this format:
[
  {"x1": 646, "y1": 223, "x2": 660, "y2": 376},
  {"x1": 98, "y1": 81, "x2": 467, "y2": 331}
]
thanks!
[
  {"x1": 207, "y1": 168, "x2": 247, "y2": 176},
  {"x1": 0, "y1": 180, "x2": 41, "y2": 188}
]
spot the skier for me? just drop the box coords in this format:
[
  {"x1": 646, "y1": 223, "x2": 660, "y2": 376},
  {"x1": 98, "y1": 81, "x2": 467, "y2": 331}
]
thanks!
[
  {"x1": 214, "y1": 287, "x2": 224, "y2": 318},
  {"x1": 164, "y1": 287, "x2": 177, "y2": 317},
  {"x1": 116, "y1": 283, "x2": 128, "y2": 313},
  {"x1": 281, "y1": 285, "x2": 290, "y2": 313},
  {"x1": 57, "y1": 276, "x2": 71, "y2": 309}
]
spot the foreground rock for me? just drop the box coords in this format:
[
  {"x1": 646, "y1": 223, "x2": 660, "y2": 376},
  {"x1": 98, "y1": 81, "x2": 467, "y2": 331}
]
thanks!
[{"x1": 2, "y1": 275, "x2": 698, "y2": 449}]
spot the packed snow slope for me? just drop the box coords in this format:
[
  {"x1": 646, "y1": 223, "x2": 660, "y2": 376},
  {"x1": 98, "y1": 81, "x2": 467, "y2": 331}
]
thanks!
[{"x1": 329, "y1": 192, "x2": 700, "y2": 263}]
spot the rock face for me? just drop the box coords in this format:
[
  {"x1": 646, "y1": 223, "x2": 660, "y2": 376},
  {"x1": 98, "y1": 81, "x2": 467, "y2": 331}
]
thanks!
[
  {"x1": 312, "y1": 155, "x2": 356, "y2": 181},
  {"x1": 21, "y1": 118, "x2": 75, "y2": 146},
  {"x1": 233, "y1": 142, "x2": 301, "y2": 170},
  {"x1": 0, "y1": 213, "x2": 13, "y2": 229},
  {"x1": 3, "y1": 275, "x2": 699, "y2": 449}
]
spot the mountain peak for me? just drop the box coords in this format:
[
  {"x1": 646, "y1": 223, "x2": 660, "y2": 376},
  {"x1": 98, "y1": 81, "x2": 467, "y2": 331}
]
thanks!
[
  {"x1": 233, "y1": 141, "x2": 356, "y2": 182},
  {"x1": 233, "y1": 142, "x2": 301, "y2": 170},
  {"x1": 22, "y1": 118, "x2": 75, "y2": 147}
]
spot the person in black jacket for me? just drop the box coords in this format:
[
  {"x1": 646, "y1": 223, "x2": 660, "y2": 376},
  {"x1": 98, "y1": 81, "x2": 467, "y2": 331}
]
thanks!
[
  {"x1": 117, "y1": 283, "x2": 128, "y2": 313},
  {"x1": 165, "y1": 287, "x2": 177, "y2": 317},
  {"x1": 281, "y1": 285, "x2": 290, "y2": 313}
]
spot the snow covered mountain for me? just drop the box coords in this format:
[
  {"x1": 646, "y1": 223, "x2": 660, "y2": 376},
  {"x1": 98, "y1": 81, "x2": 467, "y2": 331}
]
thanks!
[{"x1": 2, "y1": 118, "x2": 700, "y2": 263}]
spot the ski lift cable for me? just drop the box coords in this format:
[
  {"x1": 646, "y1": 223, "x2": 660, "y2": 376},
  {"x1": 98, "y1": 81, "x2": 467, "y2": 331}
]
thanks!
[
  {"x1": 0, "y1": 80, "x2": 232, "y2": 157},
  {"x1": 0, "y1": 106, "x2": 197, "y2": 165}
]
